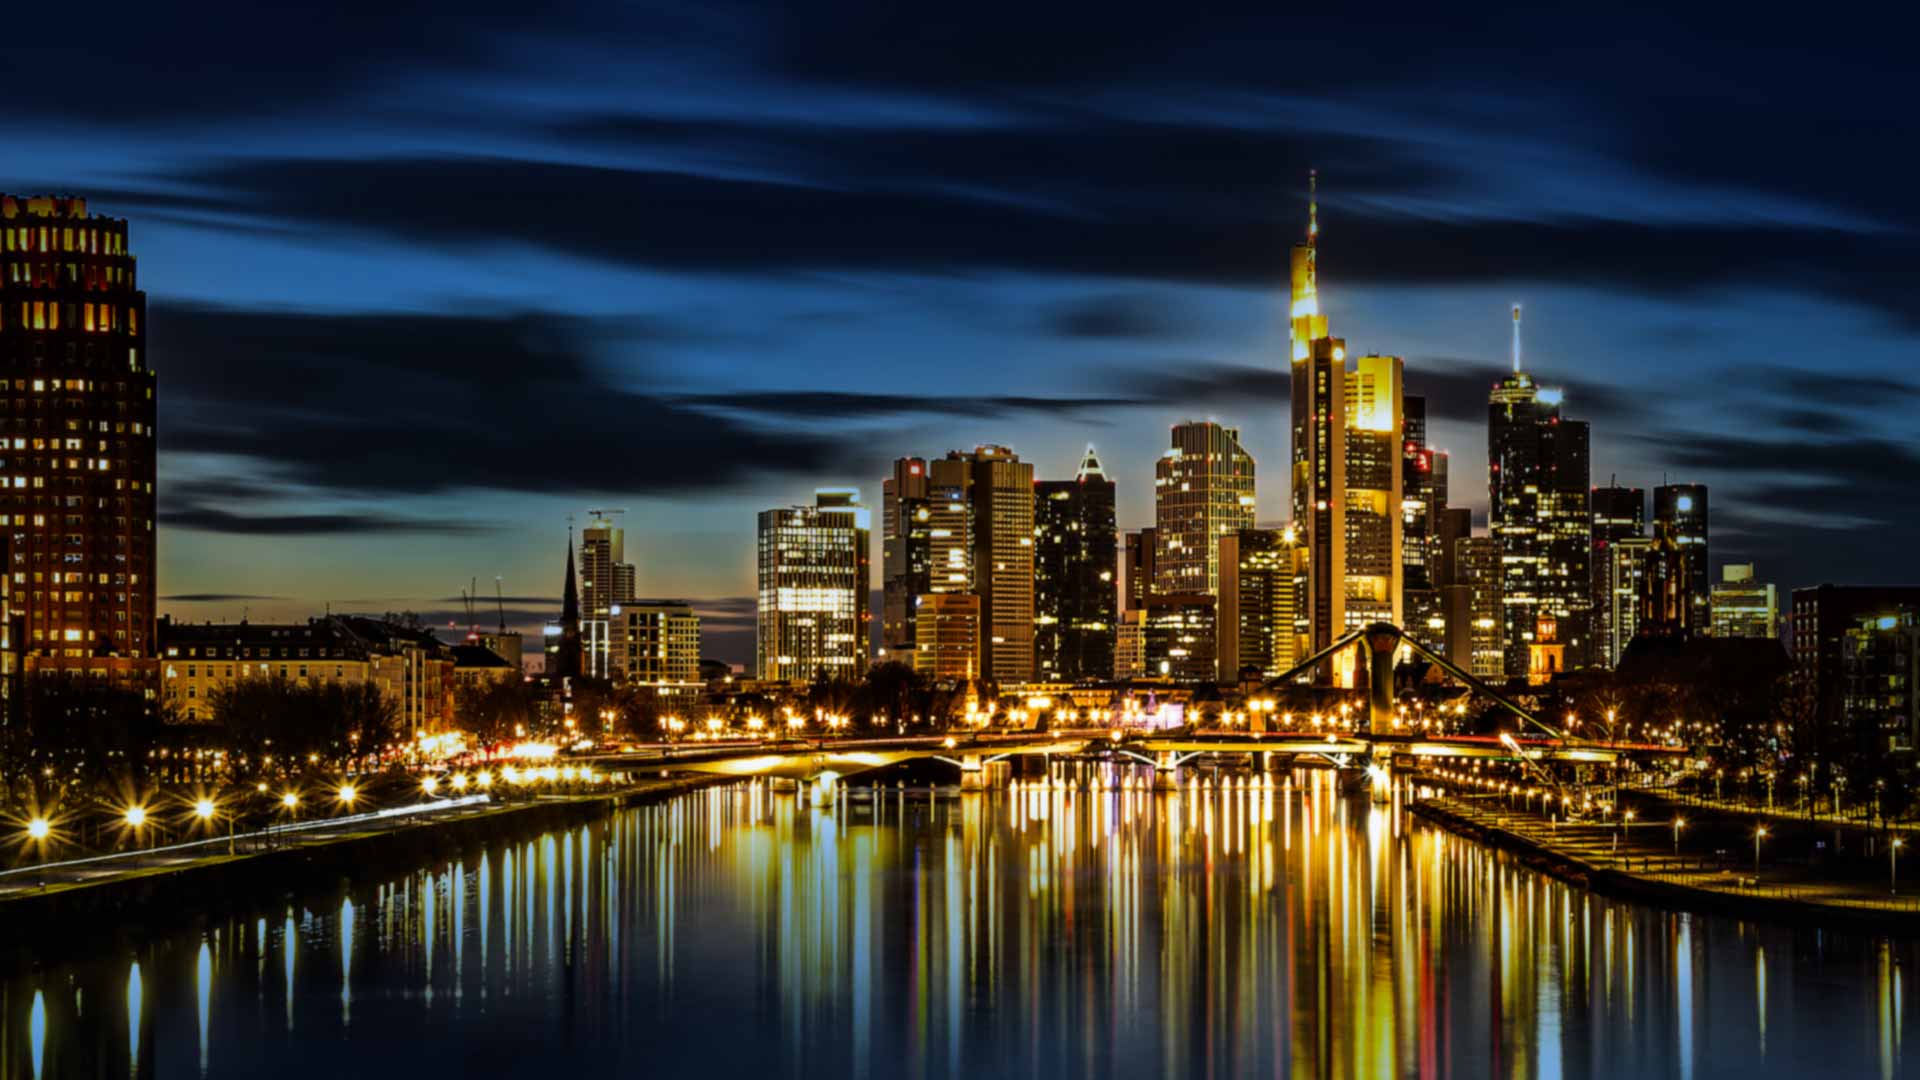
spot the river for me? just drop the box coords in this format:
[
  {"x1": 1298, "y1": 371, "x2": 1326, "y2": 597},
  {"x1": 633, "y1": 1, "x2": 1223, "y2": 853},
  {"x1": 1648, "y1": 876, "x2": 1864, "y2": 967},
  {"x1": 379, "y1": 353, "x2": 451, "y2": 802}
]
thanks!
[{"x1": 1, "y1": 768, "x2": 1913, "y2": 1078}]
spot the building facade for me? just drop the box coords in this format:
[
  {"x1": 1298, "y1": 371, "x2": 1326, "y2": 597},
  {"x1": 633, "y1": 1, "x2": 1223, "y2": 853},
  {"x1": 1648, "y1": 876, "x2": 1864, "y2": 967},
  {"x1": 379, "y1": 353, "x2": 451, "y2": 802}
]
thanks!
[
  {"x1": 160, "y1": 616, "x2": 456, "y2": 734},
  {"x1": 1791, "y1": 585, "x2": 1920, "y2": 745},
  {"x1": 1711, "y1": 563, "x2": 1777, "y2": 639},
  {"x1": 610, "y1": 601, "x2": 701, "y2": 686},
  {"x1": 1446, "y1": 536, "x2": 1505, "y2": 679},
  {"x1": 1033, "y1": 447, "x2": 1117, "y2": 682},
  {"x1": 1401, "y1": 395, "x2": 1440, "y2": 644},
  {"x1": 0, "y1": 195, "x2": 158, "y2": 683},
  {"x1": 1843, "y1": 610, "x2": 1920, "y2": 753},
  {"x1": 934, "y1": 446, "x2": 1034, "y2": 684},
  {"x1": 1487, "y1": 307, "x2": 1591, "y2": 676},
  {"x1": 578, "y1": 512, "x2": 635, "y2": 679},
  {"x1": 1143, "y1": 593, "x2": 1216, "y2": 683},
  {"x1": 913, "y1": 591, "x2": 980, "y2": 681},
  {"x1": 1154, "y1": 421, "x2": 1255, "y2": 599},
  {"x1": 756, "y1": 489, "x2": 870, "y2": 682}
]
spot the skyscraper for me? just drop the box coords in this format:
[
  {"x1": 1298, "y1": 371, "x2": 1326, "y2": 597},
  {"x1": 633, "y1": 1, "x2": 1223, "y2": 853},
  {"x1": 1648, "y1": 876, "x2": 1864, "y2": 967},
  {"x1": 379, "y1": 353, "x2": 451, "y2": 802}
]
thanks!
[
  {"x1": 1451, "y1": 535, "x2": 1506, "y2": 678},
  {"x1": 880, "y1": 457, "x2": 935, "y2": 659},
  {"x1": 1217, "y1": 527, "x2": 1304, "y2": 681},
  {"x1": 1653, "y1": 484, "x2": 1710, "y2": 634},
  {"x1": 1034, "y1": 447, "x2": 1117, "y2": 682},
  {"x1": 1488, "y1": 307, "x2": 1591, "y2": 676},
  {"x1": 1287, "y1": 174, "x2": 1404, "y2": 678},
  {"x1": 756, "y1": 489, "x2": 870, "y2": 682},
  {"x1": 579, "y1": 512, "x2": 635, "y2": 616},
  {"x1": 1153, "y1": 421, "x2": 1255, "y2": 598},
  {"x1": 1401, "y1": 395, "x2": 1440, "y2": 643},
  {"x1": 578, "y1": 511, "x2": 635, "y2": 679},
  {"x1": 1590, "y1": 483, "x2": 1646, "y2": 667},
  {"x1": 934, "y1": 446, "x2": 1034, "y2": 684},
  {"x1": 913, "y1": 592, "x2": 980, "y2": 681},
  {"x1": 0, "y1": 195, "x2": 157, "y2": 680}
]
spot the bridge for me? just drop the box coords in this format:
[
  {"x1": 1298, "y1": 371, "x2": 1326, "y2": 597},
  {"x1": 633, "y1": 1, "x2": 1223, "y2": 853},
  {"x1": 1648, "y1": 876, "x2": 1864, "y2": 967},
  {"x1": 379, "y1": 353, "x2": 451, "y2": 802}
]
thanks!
[{"x1": 577, "y1": 622, "x2": 1684, "y2": 802}]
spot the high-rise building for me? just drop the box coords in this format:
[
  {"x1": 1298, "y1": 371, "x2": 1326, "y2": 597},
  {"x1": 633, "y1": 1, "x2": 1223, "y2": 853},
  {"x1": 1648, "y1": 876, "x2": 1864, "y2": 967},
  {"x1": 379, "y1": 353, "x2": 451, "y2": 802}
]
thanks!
[
  {"x1": 1488, "y1": 306, "x2": 1591, "y2": 676},
  {"x1": 578, "y1": 511, "x2": 635, "y2": 679},
  {"x1": 579, "y1": 512, "x2": 635, "y2": 616},
  {"x1": 1448, "y1": 536, "x2": 1505, "y2": 679},
  {"x1": 755, "y1": 489, "x2": 870, "y2": 682},
  {"x1": 0, "y1": 195, "x2": 158, "y2": 681},
  {"x1": 1653, "y1": 484, "x2": 1710, "y2": 634},
  {"x1": 1154, "y1": 421, "x2": 1255, "y2": 598},
  {"x1": 1217, "y1": 527, "x2": 1304, "y2": 681},
  {"x1": 1589, "y1": 483, "x2": 1645, "y2": 667},
  {"x1": 880, "y1": 457, "x2": 934, "y2": 660},
  {"x1": 610, "y1": 601, "x2": 701, "y2": 686},
  {"x1": 913, "y1": 592, "x2": 979, "y2": 681},
  {"x1": 1711, "y1": 563, "x2": 1778, "y2": 639},
  {"x1": 1287, "y1": 174, "x2": 1403, "y2": 677},
  {"x1": 1034, "y1": 447, "x2": 1117, "y2": 682},
  {"x1": 1401, "y1": 395, "x2": 1439, "y2": 642},
  {"x1": 1795, "y1": 586, "x2": 1920, "y2": 747},
  {"x1": 925, "y1": 447, "x2": 1035, "y2": 684},
  {"x1": 1123, "y1": 528, "x2": 1156, "y2": 611},
  {"x1": 1143, "y1": 593, "x2": 1216, "y2": 683},
  {"x1": 1598, "y1": 536, "x2": 1651, "y2": 666}
]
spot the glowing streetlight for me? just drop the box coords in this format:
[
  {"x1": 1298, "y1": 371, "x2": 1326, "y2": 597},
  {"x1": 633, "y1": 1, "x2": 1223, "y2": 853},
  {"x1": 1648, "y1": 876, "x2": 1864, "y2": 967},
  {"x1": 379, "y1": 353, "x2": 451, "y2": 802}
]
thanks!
[
  {"x1": 337, "y1": 785, "x2": 358, "y2": 806},
  {"x1": 1893, "y1": 838, "x2": 1905, "y2": 896},
  {"x1": 1754, "y1": 826, "x2": 1768, "y2": 876},
  {"x1": 1671, "y1": 817, "x2": 1686, "y2": 856},
  {"x1": 280, "y1": 792, "x2": 299, "y2": 810},
  {"x1": 123, "y1": 806, "x2": 147, "y2": 828},
  {"x1": 421, "y1": 776, "x2": 439, "y2": 796},
  {"x1": 194, "y1": 798, "x2": 217, "y2": 821}
]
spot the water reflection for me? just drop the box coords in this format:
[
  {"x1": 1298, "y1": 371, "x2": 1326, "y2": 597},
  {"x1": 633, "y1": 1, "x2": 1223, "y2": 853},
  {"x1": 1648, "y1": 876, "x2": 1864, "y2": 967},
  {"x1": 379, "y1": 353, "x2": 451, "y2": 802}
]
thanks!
[{"x1": 0, "y1": 769, "x2": 1916, "y2": 1078}]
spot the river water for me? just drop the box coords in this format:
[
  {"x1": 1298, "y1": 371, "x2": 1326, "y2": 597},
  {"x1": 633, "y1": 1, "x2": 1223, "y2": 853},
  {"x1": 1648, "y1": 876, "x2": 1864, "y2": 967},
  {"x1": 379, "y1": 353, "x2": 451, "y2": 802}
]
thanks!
[{"x1": 1, "y1": 770, "x2": 1914, "y2": 1078}]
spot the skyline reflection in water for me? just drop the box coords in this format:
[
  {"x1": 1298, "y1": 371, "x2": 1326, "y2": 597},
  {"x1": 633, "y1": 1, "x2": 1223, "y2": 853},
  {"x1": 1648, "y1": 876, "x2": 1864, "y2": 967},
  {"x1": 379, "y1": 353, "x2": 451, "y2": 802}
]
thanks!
[{"x1": 0, "y1": 768, "x2": 1913, "y2": 1078}]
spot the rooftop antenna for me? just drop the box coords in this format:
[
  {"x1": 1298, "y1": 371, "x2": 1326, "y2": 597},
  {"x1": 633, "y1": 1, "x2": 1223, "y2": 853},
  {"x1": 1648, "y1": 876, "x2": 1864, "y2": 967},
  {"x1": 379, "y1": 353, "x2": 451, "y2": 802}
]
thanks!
[
  {"x1": 1511, "y1": 304, "x2": 1523, "y2": 373},
  {"x1": 1306, "y1": 168, "x2": 1319, "y2": 293}
]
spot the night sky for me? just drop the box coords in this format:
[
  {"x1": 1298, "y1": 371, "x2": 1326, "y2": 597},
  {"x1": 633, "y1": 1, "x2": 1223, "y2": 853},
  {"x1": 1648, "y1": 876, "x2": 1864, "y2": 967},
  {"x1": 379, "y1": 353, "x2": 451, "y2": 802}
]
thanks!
[{"x1": 10, "y1": 3, "x2": 1916, "y2": 666}]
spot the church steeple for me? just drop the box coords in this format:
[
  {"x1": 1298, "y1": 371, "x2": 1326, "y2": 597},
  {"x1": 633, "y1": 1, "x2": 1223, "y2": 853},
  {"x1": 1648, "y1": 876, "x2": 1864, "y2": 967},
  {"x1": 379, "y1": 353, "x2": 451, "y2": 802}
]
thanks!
[{"x1": 553, "y1": 528, "x2": 583, "y2": 680}]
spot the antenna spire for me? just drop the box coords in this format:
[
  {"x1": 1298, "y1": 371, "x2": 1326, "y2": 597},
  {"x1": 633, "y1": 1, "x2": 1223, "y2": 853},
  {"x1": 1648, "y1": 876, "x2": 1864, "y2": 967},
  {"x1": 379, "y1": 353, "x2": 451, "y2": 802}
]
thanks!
[
  {"x1": 1511, "y1": 304, "x2": 1523, "y2": 373},
  {"x1": 1306, "y1": 169, "x2": 1319, "y2": 293}
]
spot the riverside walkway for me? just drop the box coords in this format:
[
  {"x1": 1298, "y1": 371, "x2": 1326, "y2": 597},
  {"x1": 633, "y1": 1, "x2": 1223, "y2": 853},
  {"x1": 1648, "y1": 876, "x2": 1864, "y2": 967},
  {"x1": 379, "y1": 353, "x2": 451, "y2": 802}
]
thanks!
[{"x1": 1422, "y1": 792, "x2": 1920, "y2": 923}]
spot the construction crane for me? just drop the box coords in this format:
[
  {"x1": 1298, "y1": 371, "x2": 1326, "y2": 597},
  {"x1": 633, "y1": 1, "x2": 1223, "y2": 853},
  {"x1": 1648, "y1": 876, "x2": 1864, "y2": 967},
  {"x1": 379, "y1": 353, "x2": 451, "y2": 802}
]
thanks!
[{"x1": 585, "y1": 507, "x2": 628, "y2": 525}]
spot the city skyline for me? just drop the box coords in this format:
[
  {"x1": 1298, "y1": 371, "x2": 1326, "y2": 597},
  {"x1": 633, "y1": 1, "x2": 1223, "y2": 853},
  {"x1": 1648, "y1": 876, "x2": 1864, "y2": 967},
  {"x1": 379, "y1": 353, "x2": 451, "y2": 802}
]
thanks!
[{"x1": 8, "y1": 8, "x2": 1917, "y2": 669}]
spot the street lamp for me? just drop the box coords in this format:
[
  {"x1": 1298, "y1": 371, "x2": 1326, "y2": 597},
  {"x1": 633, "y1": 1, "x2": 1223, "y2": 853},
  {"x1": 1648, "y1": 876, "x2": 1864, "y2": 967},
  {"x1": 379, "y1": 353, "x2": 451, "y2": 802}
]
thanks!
[
  {"x1": 337, "y1": 784, "x2": 358, "y2": 807},
  {"x1": 1893, "y1": 838, "x2": 1905, "y2": 896},
  {"x1": 1671, "y1": 817, "x2": 1686, "y2": 856},
  {"x1": 123, "y1": 805, "x2": 150, "y2": 850},
  {"x1": 1754, "y1": 826, "x2": 1768, "y2": 876}
]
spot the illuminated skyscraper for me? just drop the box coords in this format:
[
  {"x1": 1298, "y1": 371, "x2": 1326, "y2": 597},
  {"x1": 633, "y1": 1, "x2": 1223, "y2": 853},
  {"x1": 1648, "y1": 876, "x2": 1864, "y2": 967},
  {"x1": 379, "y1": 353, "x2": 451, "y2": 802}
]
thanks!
[
  {"x1": 1590, "y1": 483, "x2": 1646, "y2": 667},
  {"x1": 1401, "y1": 395, "x2": 1440, "y2": 643},
  {"x1": 1488, "y1": 307, "x2": 1591, "y2": 675},
  {"x1": 1287, "y1": 174, "x2": 1404, "y2": 678},
  {"x1": 0, "y1": 195, "x2": 157, "y2": 680},
  {"x1": 932, "y1": 446, "x2": 1034, "y2": 684},
  {"x1": 1653, "y1": 484, "x2": 1710, "y2": 634},
  {"x1": 1450, "y1": 535, "x2": 1506, "y2": 678},
  {"x1": 1154, "y1": 421, "x2": 1255, "y2": 598},
  {"x1": 1034, "y1": 447, "x2": 1117, "y2": 682},
  {"x1": 912, "y1": 592, "x2": 979, "y2": 681},
  {"x1": 756, "y1": 489, "x2": 870, "y2": 682},
  {"x1": 578, "y1": 511, "x2": 635, "y2": 679},
  {"x1": 1217, "y1": 526, "x2": 1304, "y2": 681}
]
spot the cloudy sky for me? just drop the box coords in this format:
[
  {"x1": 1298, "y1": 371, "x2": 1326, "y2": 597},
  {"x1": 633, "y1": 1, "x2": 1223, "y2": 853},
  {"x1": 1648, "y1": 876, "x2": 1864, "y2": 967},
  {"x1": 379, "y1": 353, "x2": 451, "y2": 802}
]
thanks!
[{"x1": 10, "y1": 2, "x2": 1916, "y2": 665}]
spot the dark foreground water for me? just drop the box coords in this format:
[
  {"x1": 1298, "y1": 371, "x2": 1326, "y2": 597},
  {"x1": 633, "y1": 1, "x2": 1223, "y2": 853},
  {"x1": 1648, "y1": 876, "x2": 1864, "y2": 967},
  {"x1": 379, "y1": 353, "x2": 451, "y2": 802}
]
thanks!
[{"x1": 1, "y1": 770, "x2": 1915, "y2": 1078}]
